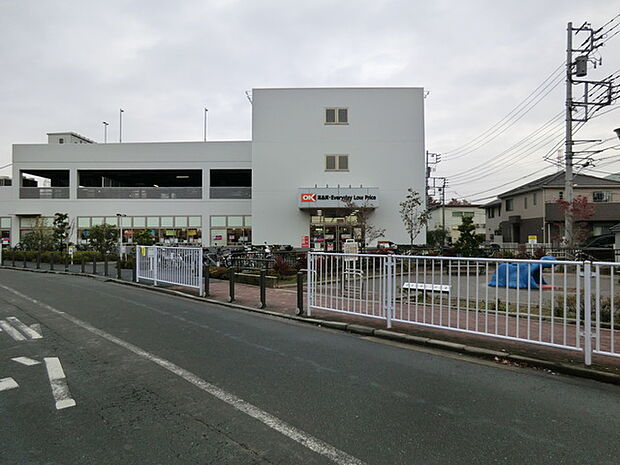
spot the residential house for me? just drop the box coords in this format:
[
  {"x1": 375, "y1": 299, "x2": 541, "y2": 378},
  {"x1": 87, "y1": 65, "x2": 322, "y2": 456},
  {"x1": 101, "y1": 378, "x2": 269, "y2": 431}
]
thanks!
[{"x1": 427, "y1": 204, "x2": 486, "y2": 244}]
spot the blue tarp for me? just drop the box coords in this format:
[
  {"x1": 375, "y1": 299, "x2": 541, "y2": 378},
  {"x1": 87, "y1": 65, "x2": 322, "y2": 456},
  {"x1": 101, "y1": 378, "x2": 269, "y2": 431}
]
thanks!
[{"x1": 488, "y1": 256, "x2": 556, "y2": 290}]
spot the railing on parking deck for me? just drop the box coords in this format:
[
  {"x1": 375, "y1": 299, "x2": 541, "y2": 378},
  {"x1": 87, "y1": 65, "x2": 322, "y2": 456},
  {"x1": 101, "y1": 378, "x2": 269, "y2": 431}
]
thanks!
[
  {"x1": 307, "y1": 252, "x2": 619, "y2": 365},
  {"x1": 136, "y1": 246, "x2": 203, "y2": 295}
]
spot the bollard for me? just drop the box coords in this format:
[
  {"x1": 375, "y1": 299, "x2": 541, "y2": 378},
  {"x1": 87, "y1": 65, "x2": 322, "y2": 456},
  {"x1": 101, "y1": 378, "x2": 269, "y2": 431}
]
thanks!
[
  {"x1": 92, "y1": 256, "x2": 97, "y2": 275},
  {"x1": 296, "y1": 271, "x2": 304, "y2": 315},
  {"x1": 116, "y1": 257, "x2": 122, "y2": 279},
  {"x1": 23, "y1": 253, "x2": 27, "y2": 268},
  {"x1": 64, "y1": 255, "x2": 69, "y2": 272},
  {"x1": 104, "y1": 254, "x2": 109, "y2": 276},
  {"x1": 258, "y1": 269, "x2": 266, "y2": 309},
  {"x1": 36, "y1": 252, "x2": 41, "y2": 269},
  {"x1": 50, "y1": 255, "x2": 55, "y2": 271},
  {"x1": 228, "y1": 268, "x2": 235, "y2": 302},
  {"x1": 81, "y1": 257, "x2": 86, "y2": 273},
  {"x1": 131, "y1": 258, "x2": 136, "y2": 282},
  {"x1": 12, "y1": 253, "x2": 16, "y2": 267},
  {"x1": 203, "y1": 264, "x2": 210, "y2": 297}
]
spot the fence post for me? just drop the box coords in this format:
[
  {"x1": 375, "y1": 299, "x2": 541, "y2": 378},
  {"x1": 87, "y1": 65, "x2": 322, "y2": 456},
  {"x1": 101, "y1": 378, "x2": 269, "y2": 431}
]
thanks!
[
  {"x1": 132, "y1": 255, "x2": 137, "y2": 282},
  {"x1": 258, "y1": 269, "x2": 266, "y2": 309},
  {"x1": 153, "y1": 247, "x2": 158, "y2": 286},
  {"x1": 23, "y1": 253, "x2": 27, "y2": 268},
  {"x1": 36, "y1": 252, "x2": 41, "y2": 269},
  {"x1": 385, "y1": 256, "x2": 394, "y2": 329},
  {"x1": 116, "y1": 256, "x2": 122, "y2": 279},
  {"x1": 81, "y1": 256, "x2": 86, "y2": 273},
  {"x1": 12, "y1": 252, "x2": 16, "y2": 267},
  {"x1": 228, "y1": 268, "x2": 235, "y2": 302},
  {"x1": 64, "y1": 254, "x2": 69, "y2": 272},
  {"x1": 92, "y1": 256, "x2": 97, "y2": 275},
  {"x1": 50, "y1": 255, "x2": 55, "y2": 271},
  {"x1": 307, "y1": 253, "x2": 313, "y2": 317},
  {"x1": 583, "y1": 261, "x2": 593, "y2": 366},
  {"x1": 104, "y1": 254, "x2": 109, "y2": 276},
  {"x1": 204, "y1": 264, "x2": 210, "y2": 297},
  {"x1": 296, "y1": 271, "x2": 304, "y2": 315}
]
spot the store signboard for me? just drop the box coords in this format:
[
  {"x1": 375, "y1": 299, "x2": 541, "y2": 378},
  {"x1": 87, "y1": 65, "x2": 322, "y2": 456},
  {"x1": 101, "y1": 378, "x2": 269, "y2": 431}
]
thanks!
[
  {"x1": 297, "y1": 187, "x2": 379, "y2": 209},
  {"x1": 301, "y1": 236, "x2": 310, "y2": 248}
]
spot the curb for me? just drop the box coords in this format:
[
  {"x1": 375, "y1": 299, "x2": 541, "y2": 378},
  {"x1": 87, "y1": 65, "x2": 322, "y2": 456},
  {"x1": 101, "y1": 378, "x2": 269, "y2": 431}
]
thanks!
[{"x1": 2, "y1": 265, "x2": 619, "y2": 385}]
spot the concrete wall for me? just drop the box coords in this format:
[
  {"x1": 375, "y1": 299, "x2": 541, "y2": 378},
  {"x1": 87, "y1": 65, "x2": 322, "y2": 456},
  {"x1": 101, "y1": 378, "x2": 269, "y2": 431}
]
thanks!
[
  {"x1": 251, "y1": 88, "x2": 426, "y2": 247},
  {"x1": 3, "y1": 141, "x2": 252, "y2": 245}
]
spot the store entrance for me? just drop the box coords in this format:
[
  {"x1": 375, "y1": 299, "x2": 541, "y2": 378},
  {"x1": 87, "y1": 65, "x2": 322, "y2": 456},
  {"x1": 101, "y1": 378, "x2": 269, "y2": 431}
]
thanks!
[{"x1": 309, "y1": 212, "x2": 363, "y2": 251}]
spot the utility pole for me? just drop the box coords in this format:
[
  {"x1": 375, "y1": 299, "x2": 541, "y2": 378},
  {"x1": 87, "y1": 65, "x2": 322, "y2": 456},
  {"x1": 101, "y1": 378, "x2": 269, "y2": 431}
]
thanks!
[
  {"x1": 562, "y1": 20, "x2": 614, "y2": 246},
  {"x1": 564, "y1": 22, "x2": 574, "y2": 247}
]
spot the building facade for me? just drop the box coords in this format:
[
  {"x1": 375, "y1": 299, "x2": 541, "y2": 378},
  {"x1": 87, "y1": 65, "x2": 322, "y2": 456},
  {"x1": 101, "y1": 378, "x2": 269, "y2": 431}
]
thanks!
[
  {"x1": 491, "y1": 172, "x2": 620, "y2": 245},
  {"x1": 0, "y1": 87, "x2": 426, "y2": 250},
  {"x1": 427, "y1": 205, "x2": 486, "y2": 244}
]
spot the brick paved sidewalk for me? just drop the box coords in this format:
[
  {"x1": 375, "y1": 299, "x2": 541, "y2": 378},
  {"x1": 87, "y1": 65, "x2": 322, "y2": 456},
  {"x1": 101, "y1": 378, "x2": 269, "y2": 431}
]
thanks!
[{"x1": 202, "y1": 279, "x2": 620, "y2": 375}]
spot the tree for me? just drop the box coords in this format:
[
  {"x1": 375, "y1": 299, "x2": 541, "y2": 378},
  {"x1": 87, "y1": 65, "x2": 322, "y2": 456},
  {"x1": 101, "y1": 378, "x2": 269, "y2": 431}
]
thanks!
[
  {"x1": 133, "y1": 229, "x2": 156, "y2": 246},
  {"x1": 399, "y1": 188, "x2": 429, "y2": 247},
  {"x1": 453, "y1": 216, "x2": 484, "y2": 257},
  {"x1": 52, "y1": 212, "x2": 71, "y2": 251},
  {"x1": 557, "y1": 195, "x2": 596, "y2": 245},
  {"x1": 21, "y1": 218, "x2": 54, "y2": 251},
  {"x1": 427, "y1": 228, "x2": 449, "y2": 247},
  {"x1": 342, "y1": 198, "x2": 385, "y2": 249},
  {"x1": 88, "y1": 224, "x2": 118, "y2": 254}
]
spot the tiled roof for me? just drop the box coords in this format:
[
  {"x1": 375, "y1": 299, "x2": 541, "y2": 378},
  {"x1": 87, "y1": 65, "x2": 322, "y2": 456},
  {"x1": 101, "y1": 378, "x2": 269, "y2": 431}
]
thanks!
[{"x1": 498, "y1": 172, "x2": 620, "y2": 198}]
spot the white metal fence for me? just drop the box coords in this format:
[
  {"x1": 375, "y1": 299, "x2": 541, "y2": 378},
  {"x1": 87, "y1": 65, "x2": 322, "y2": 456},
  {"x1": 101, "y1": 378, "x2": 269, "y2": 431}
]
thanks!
[
  {"x1": 307, "y1": 252, "x2": 620, "y2": 365},
  {"x1": 136, "y1": 246, "x2": 204, "y2": 295}
]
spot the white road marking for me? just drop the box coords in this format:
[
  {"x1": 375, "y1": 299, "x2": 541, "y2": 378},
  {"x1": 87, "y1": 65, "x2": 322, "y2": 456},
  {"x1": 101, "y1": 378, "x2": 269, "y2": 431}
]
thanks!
[
  {"x1": 0, "y1": 319, "x2": 26, "y2": 341},
  {"x1": 0, "y1": 377, "x2": 19, "y2": 391},
  {"x1": 7, "y1": 317, "x2": 43, "y2": 339},
  {"x1": 0, "y1": 284, "x2": 367, "y2": 465},
  {"x1": 30, "y1": 323, "x2": 43, "y2": 337},
  {"x1": 44, "y1": 357, "x2": 76, "y2": 410},
  {"x1": 12, "y1": 356, "x2": 41, "y2": 366}
]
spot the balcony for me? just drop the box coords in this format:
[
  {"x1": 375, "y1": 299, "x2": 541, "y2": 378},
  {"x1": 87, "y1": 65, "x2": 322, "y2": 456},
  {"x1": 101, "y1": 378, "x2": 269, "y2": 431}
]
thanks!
[
  {"x1": 209, "y1": 187, "x2": 252, "y2": 199},
  {"x1": 77, "y1": 187, "x2": 203, "y2": 199},
  {"x1": 20, "y1": 187, "x2": 70, "y2": 199}
]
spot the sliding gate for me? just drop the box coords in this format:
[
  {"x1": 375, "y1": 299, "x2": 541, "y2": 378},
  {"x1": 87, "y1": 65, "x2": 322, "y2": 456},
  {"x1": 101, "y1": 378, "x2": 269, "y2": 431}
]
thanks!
[
  {"x1": 307, "y1": 252, "x2": 620, "y2": 365},
  {"x1": 136, "y1": 246, "x2": 204, "y2": 296}
]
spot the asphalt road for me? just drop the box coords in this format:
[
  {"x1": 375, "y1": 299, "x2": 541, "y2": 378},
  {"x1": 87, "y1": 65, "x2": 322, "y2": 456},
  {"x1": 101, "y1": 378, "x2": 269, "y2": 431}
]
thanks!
[{"x1": 0, "y1": 269, "x2": 618, "y2": 465}]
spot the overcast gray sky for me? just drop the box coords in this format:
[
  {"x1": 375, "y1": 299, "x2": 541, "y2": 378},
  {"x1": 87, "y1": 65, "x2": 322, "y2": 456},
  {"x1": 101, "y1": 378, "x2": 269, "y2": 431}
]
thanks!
[{"x1": 1, "y1": 0, "x2": 619, "y2": 201}]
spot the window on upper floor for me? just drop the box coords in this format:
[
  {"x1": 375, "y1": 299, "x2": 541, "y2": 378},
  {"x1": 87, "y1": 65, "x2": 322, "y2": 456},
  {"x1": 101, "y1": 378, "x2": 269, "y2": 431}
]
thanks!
[
  {"x1": 325, "y1": 107, "x2": 348, "y2": 125},
  {"x1": 524, "y1": 197, "x2": 528, "y2": 209},
  {"x1": 325, "y1": 154, "x2": 349, "y2": 171},
  {"x1": 487, "y1": 208, "x2": 494, "y2": 219},
  {"x1": 593, "y1": 191, "x2": 611, "y2": 202},
  {"x1": 533, "y1": 192, "x2": 537, "y2": 205},
  {"x1": 558, "y1": 191, "x2": 564, "y2": 200},
  {"x1": 506, "y1": 199, "x2": 514, "y2": 211}
]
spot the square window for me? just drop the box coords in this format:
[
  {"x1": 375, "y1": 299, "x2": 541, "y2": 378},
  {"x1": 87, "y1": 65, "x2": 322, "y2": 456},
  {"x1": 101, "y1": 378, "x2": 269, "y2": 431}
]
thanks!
[
  {"x1": 105, "y1": 217, "x2": 118, "y2": 226},
  {"x1": 228, "y1": 216, "x2": 243, "y2": 227},
  {"x1": 338, "y1": 155, "x2": 348, "y2": 170},
  {"x1": 325, "y1": 107, "x2": 348, "y2": 124},
  {"x1": 147, "y1": 217, "x2": 159, "y2": 227},
  {"x1": 325, "y1": 155, "x2": 336, "y2": 170},
  {"x1": 160, "y1": 216, "x2": 173, "y2": 227},
  {"x1": 78, "y1": 217, "x2": 90, "y2": 228},
  {"x1": 325, "y1": 108, "x2": 336, "y2": 123},
  {"x1": 175, "y1": 216, "x2": 188, "y2": 227},
  {"x1": 121, "y1": 216, "x2": 132, "y2": 228},
  {"x1": 244, "y1": 216, "x2": 252, "y2": 227},
  {"x1": 325, "y1": 154, "x2": 349, "y2": 171},
  {"x1": 593, "y1": 191, "x2": 611, "y2": 202},
  {"x1": 0, "y1": 217, "x2": 10, "y2": 229},
  {"x1": 188, "y1": 216, "x2": 201, "y2": 227},
  {"x1": 133, "y1": 217, "x2": 146, "y2": 228},
  {"x1": 91, "y1": 217, "x2": 104, "y2": 226}
]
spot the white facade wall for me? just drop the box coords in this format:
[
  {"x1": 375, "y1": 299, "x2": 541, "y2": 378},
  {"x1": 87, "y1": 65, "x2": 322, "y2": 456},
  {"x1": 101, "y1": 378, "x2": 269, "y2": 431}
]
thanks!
[
  {"x1": 4, "y1": 141, "x2": 252, "y2": 245},
  {"x1": 251, "y1": 88, "x2": 426, "y2": 247}
]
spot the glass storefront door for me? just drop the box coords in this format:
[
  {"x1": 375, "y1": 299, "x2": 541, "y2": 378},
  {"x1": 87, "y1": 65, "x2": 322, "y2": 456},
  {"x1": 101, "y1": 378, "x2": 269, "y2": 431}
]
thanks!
[{"x1": 309, "y1": 213, "x2": 363, "y2": 251}]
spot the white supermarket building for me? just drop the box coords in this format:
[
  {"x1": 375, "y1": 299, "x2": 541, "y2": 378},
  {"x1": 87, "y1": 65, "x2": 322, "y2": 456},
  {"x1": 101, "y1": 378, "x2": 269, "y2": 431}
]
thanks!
[{"x1": 0, "y1": 88, "x2": 426, "y2": 251}]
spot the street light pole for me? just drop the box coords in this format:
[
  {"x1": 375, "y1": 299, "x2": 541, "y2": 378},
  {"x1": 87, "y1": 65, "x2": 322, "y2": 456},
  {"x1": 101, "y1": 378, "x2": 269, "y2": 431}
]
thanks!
[
  {"x1": 116, "y1": 213, "x2": 126, "y2": 259},
  {"x1": 203, "y1": 108, "x2": 208, "y2": 141},
  {"x1": 119, "y1": 109, "x2": 124, "y2": 143},
  {"x1": 102, "y1": 121, "x2": 109, "y2": 143}
]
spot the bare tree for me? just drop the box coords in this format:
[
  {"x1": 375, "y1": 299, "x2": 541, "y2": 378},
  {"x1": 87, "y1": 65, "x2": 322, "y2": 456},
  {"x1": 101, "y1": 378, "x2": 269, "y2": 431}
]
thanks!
[
  {"x1": 399, "y1": 188, "x2": 429, "y2": 247},
  {"x1": 341, "y1": 198, "x2": 385, "y2": 250}
]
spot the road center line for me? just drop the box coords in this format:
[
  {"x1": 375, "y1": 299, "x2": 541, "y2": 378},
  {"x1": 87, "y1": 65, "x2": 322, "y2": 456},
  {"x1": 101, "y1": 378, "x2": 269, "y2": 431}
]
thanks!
[
  {"x1": 44, "y1": 357, "x2": 76, "y2": 410},
  {"x1": 0, "y1": 319, "x2": 26, "y2": 341},
  {"x1": 0, "y1": 283, "x2": 367, "y2": 465},
  {"x1": 7, "y1": 316, "x2": 43, "y2": 339}
]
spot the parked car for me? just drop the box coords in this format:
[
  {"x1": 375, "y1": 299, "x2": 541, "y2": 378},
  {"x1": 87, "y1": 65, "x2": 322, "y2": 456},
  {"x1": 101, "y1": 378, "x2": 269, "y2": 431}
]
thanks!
[{"x1": 580, "y1": 234, "x2": 615, "y2": 248}]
